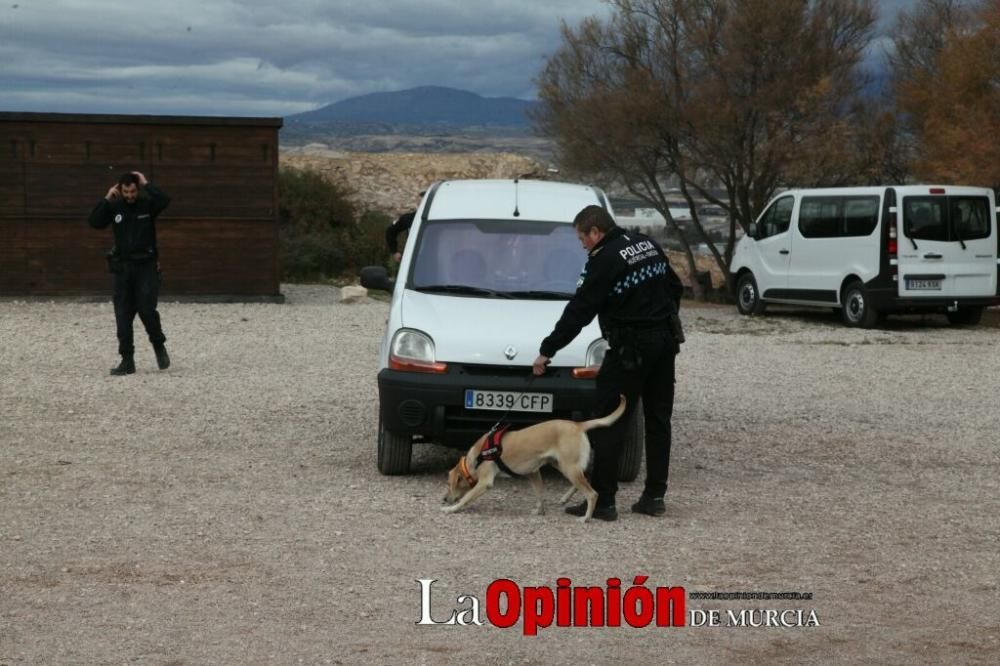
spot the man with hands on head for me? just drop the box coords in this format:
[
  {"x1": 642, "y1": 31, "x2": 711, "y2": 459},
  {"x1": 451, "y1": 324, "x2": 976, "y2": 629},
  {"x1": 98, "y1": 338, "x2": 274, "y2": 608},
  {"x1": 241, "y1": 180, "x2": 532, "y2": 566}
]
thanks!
[{"x1": 88, "y1": 171, "x2": 172, "y2": 376}]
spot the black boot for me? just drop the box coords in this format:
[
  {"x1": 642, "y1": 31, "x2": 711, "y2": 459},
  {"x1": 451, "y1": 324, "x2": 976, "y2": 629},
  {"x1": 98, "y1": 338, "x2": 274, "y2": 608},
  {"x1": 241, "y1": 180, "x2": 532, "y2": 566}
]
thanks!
[
  {"x1": 631, "y1": 494, "x2": 666, "y2": 516},
  {"x1": 565, "y1": 500, "x2": 618, "y2": 521},
  {"x1": 110, "y1": 356, "x2": 135, "y2": 376},
  {"x1": 153, "y1": 344, "x2": 170, "y2": 370}
]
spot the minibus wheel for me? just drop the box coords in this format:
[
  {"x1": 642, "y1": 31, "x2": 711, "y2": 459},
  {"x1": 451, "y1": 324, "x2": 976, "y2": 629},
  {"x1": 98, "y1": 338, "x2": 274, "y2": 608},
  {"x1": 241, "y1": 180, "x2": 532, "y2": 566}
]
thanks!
[
  {"x1": 841, "y1": 281, "x2": 880, "y2": 328},
  {"x1": 736, "y1": 273, "x2": 766, "y2": 316},
  {"x1": 377, "y1": 414, "x2": 413, "y2": 475}
]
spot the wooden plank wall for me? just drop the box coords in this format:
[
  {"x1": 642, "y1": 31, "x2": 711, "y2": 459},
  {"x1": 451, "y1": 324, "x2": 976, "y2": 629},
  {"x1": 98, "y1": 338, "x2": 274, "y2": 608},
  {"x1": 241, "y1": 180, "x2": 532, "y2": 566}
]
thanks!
[{"x1": 0, "y1": 115, "x2": 281, "y2": 297}]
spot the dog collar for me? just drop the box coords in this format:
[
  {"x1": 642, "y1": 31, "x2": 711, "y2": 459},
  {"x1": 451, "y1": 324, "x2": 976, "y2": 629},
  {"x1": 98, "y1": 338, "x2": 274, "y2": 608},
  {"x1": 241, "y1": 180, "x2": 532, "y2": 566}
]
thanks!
[{"x1": 458, "y1": 456, "x2": 477, "y2": 487}]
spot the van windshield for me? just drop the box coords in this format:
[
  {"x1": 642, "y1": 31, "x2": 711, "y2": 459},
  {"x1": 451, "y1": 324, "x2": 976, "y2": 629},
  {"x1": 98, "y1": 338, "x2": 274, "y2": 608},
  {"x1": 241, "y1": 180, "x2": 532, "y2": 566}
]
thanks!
[{"x1": 409, "y1": 219, "x2": 585, "y2": 298}]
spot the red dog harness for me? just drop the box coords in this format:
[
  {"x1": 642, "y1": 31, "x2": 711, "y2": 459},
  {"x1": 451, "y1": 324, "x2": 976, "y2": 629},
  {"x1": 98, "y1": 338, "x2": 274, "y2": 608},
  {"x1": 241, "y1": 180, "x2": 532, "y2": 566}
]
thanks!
[{"x1": 475, "y1": 424, "x2": 521, "y2": 478}]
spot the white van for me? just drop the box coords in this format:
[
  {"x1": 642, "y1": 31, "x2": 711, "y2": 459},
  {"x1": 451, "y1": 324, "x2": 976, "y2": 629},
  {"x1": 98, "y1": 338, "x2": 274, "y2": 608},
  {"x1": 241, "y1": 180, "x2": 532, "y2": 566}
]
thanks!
[
  {"x1": 361, "y1": 179, "x2": 643, "y2": 476},
  {"x1": 729, "y1": 185, "x2": 1000, "y2": 327}
]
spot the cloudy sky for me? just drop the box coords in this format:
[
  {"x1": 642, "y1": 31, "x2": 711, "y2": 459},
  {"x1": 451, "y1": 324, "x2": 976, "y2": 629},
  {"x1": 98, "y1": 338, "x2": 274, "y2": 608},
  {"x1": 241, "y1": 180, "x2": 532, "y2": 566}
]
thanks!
[{"x1": 0, "y1": 0, "x2": 911, "y2": 118}]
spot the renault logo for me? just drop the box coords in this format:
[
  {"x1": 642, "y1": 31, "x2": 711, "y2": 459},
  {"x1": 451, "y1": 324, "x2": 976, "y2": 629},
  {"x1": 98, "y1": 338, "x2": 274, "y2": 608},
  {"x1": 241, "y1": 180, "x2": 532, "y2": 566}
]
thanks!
[{"x1": 504, "y1": 345, "x2": 517, "y2": 360}]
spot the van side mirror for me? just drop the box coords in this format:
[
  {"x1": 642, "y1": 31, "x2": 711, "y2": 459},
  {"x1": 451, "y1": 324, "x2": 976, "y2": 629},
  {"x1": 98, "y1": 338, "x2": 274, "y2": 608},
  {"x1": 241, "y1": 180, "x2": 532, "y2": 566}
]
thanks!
[
  {"x1": 747, "y1": 222, "x2": 758, "y2": 239},
  {"x1": 360, "y1": 265, "x2": 395, "y2": 292}
]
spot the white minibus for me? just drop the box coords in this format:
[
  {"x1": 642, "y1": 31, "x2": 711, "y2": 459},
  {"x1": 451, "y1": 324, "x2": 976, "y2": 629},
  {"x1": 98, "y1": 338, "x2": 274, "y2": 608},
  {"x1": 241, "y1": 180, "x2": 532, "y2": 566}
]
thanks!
[{"x1": 729, "y1": 185, "x2": 1000, "y2": 327}]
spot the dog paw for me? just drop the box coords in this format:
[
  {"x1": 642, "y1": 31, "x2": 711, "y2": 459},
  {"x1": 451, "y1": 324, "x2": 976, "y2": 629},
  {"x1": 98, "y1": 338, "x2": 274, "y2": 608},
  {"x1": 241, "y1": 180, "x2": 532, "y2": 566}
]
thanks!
[
  {"x1": 440, "y1": 505, "x2": 457, "y2": 514},
  {"x1": 533, "y1": 507, "x2": 545, "y2": 516},
  {"x1": 576, "y1": 516, "x2": 589, "y2": 524}
]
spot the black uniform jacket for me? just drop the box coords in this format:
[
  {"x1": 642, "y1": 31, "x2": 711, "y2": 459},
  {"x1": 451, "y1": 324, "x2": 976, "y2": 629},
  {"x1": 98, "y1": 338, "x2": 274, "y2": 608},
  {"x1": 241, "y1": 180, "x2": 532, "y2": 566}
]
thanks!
[
  {"x1": 385, "y1": 210, "x2": 416, "y2": 253},
  {"x1": 540, "y1": 226, "x2": 683, "y2": 359},
  {"x1": 88, "y1": 184, "x2": 171, "y2": 260}
]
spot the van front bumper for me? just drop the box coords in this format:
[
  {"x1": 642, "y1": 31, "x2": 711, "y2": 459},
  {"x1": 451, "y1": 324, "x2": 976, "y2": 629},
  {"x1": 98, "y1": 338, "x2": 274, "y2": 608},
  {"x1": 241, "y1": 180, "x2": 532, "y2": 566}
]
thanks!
[{"x1": 377, "y1": 364, "x2": 597, "y2": 448}]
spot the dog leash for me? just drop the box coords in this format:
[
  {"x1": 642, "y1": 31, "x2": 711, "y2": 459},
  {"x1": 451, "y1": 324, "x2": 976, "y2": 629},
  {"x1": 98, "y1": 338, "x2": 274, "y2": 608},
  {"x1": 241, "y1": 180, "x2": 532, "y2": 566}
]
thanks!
[{"x1": 465, "y1": 368, "x2": 545, "y2": 485}]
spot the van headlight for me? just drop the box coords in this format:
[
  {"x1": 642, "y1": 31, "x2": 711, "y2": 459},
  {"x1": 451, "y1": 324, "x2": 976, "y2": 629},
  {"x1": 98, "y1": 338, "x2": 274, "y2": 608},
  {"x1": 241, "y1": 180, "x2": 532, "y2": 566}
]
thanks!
[
  {"x1": 586, "y1": 338, "x2": 609, "y2": 367},
  {"x1": 573, "y1": 338, "x2": 609, "y2": 379},
  {"x1": 389, "y1": 329, "x2": 447, "y2": 374}
]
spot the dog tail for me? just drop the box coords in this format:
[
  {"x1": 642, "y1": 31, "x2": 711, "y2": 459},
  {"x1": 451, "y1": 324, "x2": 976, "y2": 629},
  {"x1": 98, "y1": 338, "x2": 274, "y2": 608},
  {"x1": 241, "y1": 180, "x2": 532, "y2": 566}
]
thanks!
[{"x1": 580, "y1": 395, "x2": 627, "y2": 432}]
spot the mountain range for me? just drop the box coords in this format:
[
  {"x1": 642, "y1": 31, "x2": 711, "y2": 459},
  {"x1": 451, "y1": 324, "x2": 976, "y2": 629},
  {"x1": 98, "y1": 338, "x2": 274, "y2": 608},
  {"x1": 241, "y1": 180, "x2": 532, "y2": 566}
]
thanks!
[{"x1": 285, "y1": 86, "x2": 538, "y2": 129}]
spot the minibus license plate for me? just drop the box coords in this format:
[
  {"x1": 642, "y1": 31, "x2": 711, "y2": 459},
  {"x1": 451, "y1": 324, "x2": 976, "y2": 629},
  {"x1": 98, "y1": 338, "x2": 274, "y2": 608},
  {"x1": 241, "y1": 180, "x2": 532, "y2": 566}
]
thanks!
[
  {"x1": 465, "y1": 390, "x2": 553, "y2": 413},
  {"x1": 906, "y1": 279, "x2": 942, "y2": 290}
]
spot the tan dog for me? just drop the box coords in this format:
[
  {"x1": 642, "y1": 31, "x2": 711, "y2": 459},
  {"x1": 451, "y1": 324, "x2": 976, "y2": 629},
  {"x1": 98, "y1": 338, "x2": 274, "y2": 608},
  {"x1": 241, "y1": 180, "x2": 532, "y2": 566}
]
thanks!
[{"x1": 442, "y1": 396, "x2": 626, "y2": 522}]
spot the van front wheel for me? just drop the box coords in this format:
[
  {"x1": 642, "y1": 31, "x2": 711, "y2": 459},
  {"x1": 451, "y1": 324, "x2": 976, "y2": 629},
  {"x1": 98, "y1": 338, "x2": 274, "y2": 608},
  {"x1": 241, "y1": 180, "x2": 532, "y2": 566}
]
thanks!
[
  {"x1": 736, "y1": 273, "x2": 766, "y2": 316},
  {"x1": 841, "y1": 281, "x2": 880, "y2": 328},
  {"x1": 377, "y1": 414, "x2": 412, "y2": 475},
  {"x1": 946, "y1": 307, "x2": 983, "y2": 326},
  {"x1": 618, "y1": 399, "x2": 644, "y2": 482}
]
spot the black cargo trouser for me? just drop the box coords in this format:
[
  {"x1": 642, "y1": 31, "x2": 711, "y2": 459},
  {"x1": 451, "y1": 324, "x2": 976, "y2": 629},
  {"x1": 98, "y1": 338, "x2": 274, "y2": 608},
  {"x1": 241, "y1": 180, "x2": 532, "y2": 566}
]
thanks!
[
  {"x1": 588, "y1": 329, "x2": 677, "y2": 506},
  {"x1": 112, "y1": 260, "x2": 166, "y2": 356}
]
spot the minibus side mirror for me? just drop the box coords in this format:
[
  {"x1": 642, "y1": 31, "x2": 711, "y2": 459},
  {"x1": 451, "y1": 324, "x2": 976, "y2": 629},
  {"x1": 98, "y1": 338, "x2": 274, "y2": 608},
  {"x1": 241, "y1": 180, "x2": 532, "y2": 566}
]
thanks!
[{"x1": 747, "y1": 222, "x2": 758, "y2": 239}]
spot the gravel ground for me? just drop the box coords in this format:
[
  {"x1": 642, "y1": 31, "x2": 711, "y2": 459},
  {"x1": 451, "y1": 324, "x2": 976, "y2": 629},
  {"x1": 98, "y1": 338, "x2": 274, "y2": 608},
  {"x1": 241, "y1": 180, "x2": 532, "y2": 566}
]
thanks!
[{"x1": 1, "y1": 286, "x2": 998, "y2": 665}]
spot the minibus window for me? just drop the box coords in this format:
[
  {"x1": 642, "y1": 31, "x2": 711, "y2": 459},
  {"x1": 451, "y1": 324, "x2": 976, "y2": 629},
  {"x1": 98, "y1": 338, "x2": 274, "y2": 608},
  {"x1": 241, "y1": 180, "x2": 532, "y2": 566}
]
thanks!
[
  {"x1": 951, "y1": 197, "x2": 990, "y2": 241},
  {"x1": 903, "y1": 196, "x2": 991, "y2": 242},
  {"x1": 904, "y1": 199, "x2": 948, "y2": 241},
  {"x1": 758, "y1": 196, "x2": 794, "y2": 239},
  {"x1": 798, "y1": 196, "x2": 878, "y2": 238}
]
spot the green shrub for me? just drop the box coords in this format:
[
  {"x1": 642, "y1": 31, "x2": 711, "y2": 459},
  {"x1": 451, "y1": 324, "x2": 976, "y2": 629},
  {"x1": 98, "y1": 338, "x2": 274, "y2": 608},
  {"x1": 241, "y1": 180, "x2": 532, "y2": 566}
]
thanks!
[
  {"x1": 350, "y1": 210, "x2": 393, "y2": 268},
  {"x1": 280, "y1": 231, "x2": 349, "y2": 281},
  {"x1": 278, "y1": 167, "x2": 356, "y2": 234},
  {"x1": 278, "y1": 167, "x2": 392, "y2": 280}
]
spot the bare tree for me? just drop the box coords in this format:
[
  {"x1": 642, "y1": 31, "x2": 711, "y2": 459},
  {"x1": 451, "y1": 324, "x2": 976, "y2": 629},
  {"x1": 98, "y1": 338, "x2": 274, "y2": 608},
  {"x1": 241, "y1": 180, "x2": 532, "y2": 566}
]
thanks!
[
  {"x1": 888, "y1": 0, "x2": 997, "y2": 190},
  {"x1": 891, "y1": 0, "x2": 1000, "y2": 190},
  {"x1": 536, "y1": 0, "x2": 877, "y2": 297},
  {"x1": 887, "y1": 0, "x2": 976, "y2": 168}
]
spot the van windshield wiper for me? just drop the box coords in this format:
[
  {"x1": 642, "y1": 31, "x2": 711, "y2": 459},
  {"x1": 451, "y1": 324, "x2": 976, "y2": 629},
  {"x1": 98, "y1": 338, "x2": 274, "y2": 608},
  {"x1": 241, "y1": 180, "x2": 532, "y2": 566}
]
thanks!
[
  {"x1": 414, "y1": 284, "x2": 514, "y2": 298},
  {"x1": 503, "y1": 290, "x2": 574, "y2": 300}
]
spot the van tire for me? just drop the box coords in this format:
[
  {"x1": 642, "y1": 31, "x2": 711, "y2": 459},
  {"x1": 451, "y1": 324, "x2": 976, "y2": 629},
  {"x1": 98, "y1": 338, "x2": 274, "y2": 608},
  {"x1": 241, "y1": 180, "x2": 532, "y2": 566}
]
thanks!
[
  {"x1": 946, "y1": 307, "x2": 983, "y2": 326},
  {"x1": 377, "y1": 414, "x2": 412, "y2": 475},
  {"x1": 736, "y1": 273, "x2": 766, "y2": 316},
  {"x1": 841, "y1": 281, "x2": 880, "y2": 328},
  {"x1": 618, "y1": 399, "x2": 644, "y2": 482}
]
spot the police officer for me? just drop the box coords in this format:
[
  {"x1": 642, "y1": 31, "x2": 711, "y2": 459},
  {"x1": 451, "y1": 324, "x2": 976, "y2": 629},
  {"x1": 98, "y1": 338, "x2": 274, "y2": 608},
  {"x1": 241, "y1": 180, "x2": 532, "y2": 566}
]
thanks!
[
  {"x1": 89, "y1": 171, "x2": 171, "y2": 376},
  {"x1": 384, "y1": 191, "x2": 424, "y2": 262},
  {"x1": 533, "y1": 205, "x2": 683, "y2": 521}
]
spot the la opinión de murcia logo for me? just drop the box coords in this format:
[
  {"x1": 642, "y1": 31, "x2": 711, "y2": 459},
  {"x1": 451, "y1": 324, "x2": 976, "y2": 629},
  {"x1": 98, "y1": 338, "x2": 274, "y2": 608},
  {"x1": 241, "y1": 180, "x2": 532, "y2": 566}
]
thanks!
[
  {"x1": 417, "y1": 576, "x2": 684, "y2": 635},
  {"x1": 417, "y1": 578, "x2": 820, "y2": 635}
]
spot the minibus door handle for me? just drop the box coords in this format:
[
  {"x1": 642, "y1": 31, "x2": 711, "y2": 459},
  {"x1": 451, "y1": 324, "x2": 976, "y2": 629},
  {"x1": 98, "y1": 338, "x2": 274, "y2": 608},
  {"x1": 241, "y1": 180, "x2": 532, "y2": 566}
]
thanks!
[
  {"x1": 923, "y1": 253, "x2": 943, "y2": 260},
  {"x1": 779, "y1": 249, "x2": 789, "y2": 255}
]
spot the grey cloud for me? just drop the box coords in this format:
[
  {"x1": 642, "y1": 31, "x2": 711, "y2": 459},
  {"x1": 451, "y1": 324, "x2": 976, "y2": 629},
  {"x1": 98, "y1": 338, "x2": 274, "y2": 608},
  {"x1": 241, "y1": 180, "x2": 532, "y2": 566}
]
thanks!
[{"x1": 0, "y1": 0, "x2": 907, "y2": 117}]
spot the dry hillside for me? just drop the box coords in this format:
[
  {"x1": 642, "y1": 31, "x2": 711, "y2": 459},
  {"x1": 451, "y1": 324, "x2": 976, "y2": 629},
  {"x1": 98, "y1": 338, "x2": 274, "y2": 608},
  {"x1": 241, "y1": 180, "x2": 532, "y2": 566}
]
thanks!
[{"x1": 280, "y1": 145, "x2": 544, "y2": 216}]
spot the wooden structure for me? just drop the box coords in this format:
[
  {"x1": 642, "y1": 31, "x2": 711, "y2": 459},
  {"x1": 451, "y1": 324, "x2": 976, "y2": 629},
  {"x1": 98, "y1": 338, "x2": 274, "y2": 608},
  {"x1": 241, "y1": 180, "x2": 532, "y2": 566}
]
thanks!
[{"x1": 0, "y1": 112, "x2": 283, "y2": 299}]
